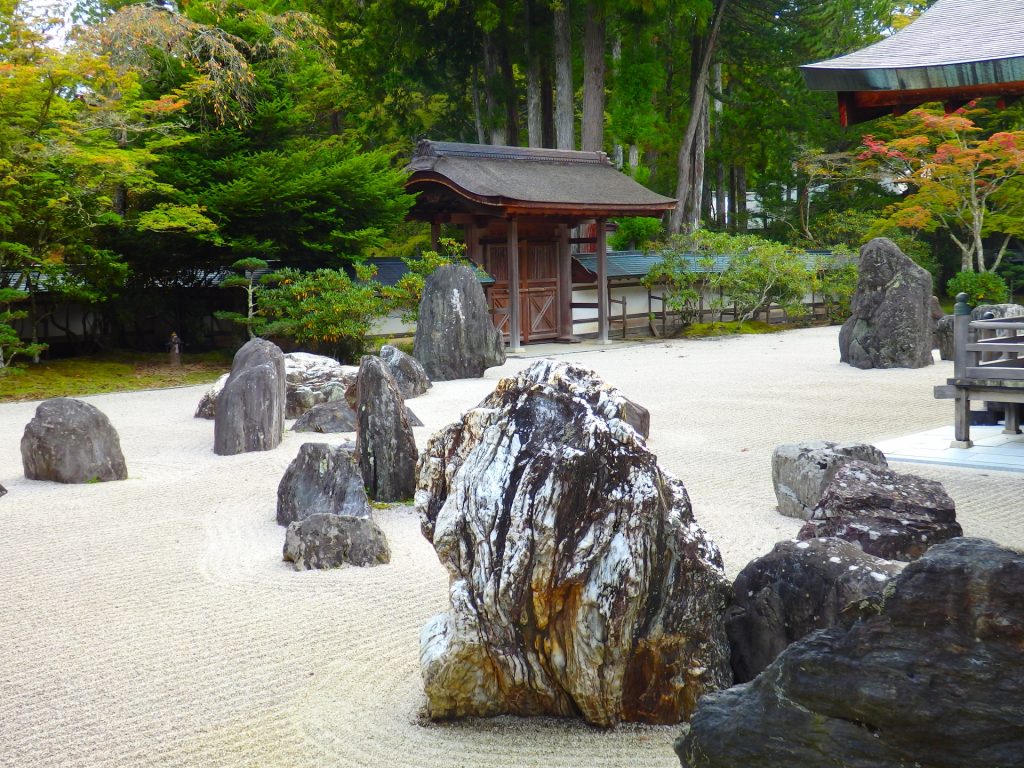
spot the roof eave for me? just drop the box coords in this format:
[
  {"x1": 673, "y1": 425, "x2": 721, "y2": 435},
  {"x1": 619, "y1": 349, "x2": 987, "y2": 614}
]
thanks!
[{"x1": 802, "y1": 55, "x2": 1024, "y2": 92}]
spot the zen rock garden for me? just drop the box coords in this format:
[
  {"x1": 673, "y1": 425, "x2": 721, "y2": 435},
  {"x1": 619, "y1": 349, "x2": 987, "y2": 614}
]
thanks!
[{"x1": 7, "y1": 257, "x2": 1022, "y2": 766}]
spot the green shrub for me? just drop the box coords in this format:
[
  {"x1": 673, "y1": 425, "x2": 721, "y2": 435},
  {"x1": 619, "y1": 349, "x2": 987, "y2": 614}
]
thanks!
[
  {"x1": 945, "y1": 271, "x2": 1010, "y2": 305},
  {"x1": 256, "y1": 267, "x2": 387, "y2": 362},
  {"x1": 811, "y1": 250, "x2": 858, "y2": 324},
  {"x1": 610, "y1": 217, "x2": 663, "y2": 251}
]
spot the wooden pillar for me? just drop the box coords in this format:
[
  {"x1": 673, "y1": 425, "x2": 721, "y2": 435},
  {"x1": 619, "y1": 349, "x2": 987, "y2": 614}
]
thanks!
[
  {"x1": 952, "y1": 389, "x2": 973, "y2": 448},
  {"x1": 558, "y1": 224, "x2": 574, "y2": 340},
  {"x1": 596, "y1": 217, "x2": 609, "y2": 343},
  {"x1": 1004, "y1": 403, "x2": 1021, "y2": 435},
  {"x1": 466, "y1": 221, "x2": 484, "y2": 267},
  {"x1": 430, "y1": 221, "x2": 441, "y2": 250},
  {"x1": 507, "y1": 217, "x2": 522, "y2": 352},
  {"x1": 950, "y1": 292, "x2": 972, "y2": 448}
]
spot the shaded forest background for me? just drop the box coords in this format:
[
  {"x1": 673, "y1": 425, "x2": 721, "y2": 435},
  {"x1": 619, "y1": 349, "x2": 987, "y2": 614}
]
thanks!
[{"x1": 2, "y1": 0, "x2": 1023, "y2": 361}]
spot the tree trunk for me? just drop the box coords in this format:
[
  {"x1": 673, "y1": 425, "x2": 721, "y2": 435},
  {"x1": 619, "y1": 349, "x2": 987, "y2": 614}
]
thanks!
[
  {"x1": 582, "y1": 3, "x2": 605, "y2": 152},
  {"x1": 483, "y1": 34, "x2": 506, "y2": 145},
  {"x1": 524, "y1": 0, "x2": 543, "y2": 147},
  {"x1": 541, "y1": 66, "x2": 555, "y2": 147},
  {"x1": 736, "y1": 164, "x2": 747, "y2": 231},
  {"x1": 728, "y1": 164, "x2": 738, "y2": 231},
  {"x1": 687, "y1": 94, "x2": 709, "y2": 232},
  {"x1": 471, "y1": 62, "x2": 486, "y2": 144},
  {"x1": 499, "y1": 32, "x2": 519, "y2": 146},
  {"x1": 553, "y1": 3, "x2": 574, "y2": 150},
  {"x1": 713, "y1": 63, "x2": 726, "y2": 228},
  {"x1": 669, "y1": 0, "x2": 728, "y2": 234}
]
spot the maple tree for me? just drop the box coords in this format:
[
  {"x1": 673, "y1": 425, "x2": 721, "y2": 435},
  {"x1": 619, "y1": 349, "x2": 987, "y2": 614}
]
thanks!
[{"x1": 859, "y1": 109, "x2": 1024, "y2": 273}]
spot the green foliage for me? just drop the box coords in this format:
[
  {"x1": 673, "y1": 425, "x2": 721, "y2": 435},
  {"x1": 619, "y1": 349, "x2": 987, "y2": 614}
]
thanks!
[
  {"x1": 214, "y1": 258, "x2": 270, "y2": 339},
  {"x1": 256, "y1": 267, "x2": 386, "y2": 362},
  {"x1": 0, "y1": 288, "x2": 46, "y2": 368},
  {"x1": 722, "y1": 253, "x2": 811, "y2": 323},
  {"x1": 643, "y1": 230, "x2": 814, "y2": 325},
  {"x1": 610, "y1": 218, "x2": 664, "y2": 251},
  {"x1": 383, "y1": 237, "x2": 469, "y2": 322},
  {"x1": 642, "y1": 237, "x2": 723, "y2": 326},
  {"x1": 811, "y1": 252, "x2": 858, "y2": 324},
  {"x1": 858, "y1": 109, "x2": 1024, "y2": 273},
  {"x1": 945, "y1": 271, "x2": 1010, "y2": 306}
]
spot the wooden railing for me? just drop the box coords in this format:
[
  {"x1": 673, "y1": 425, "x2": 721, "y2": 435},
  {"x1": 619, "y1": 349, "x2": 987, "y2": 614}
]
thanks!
[
  {"x1": 571, "y1": 295, "x2": 628, "y2": 339},
  {"x1": 953, "y1": 309, "x2": 1024, "y2": 381},
  {"x1": 937, "y1": 292, "x2": 1024, "y2": 447}
]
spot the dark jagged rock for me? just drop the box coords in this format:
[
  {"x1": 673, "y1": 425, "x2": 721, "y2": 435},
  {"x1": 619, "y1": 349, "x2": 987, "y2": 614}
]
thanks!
[
  {"x1": 935, "y1": 315, "x2": 955, "y2": 360},
  {"x1": 839, "y1": 238, "x2": 935, "y2": 369},
  {"x1": 355, "y1": 356, "x2": 417, "y2": 502},
  {"x1": 284, "y1": 352, "x2": 359, "y2": 419},
  {"x1": 21, "y1": 398, "x2": 127, "y2": 484},
  {"x1": 214, "y1": 338, "x2": 287, "y2": 455},
  {"x1": 726, "y1": 538, "x2": 902, "y2": 683},
  {"x1": 277, "y1": 442, "x2": 369, "y2": 526},
  {"x1": 379, "y1": 344, "x2": 432, "y2": 399},
  {"x1": 413, "y1": 264, "x2": 505, "y2": 381},
  {"x1": 798, "y1": 460, "x2": 961, "y2": 561},
  {"x1": 417, "y1": 359, "x2": 732, "y2": 727},
  {"x1": 772, "y1": 440, "x2": 888, "y2": 520},
  {"x1": 676, "y1": 538, "x2": 1024, "y2": 768},
  {"x1": 0, "y1": 484, "x2": 6, "y2": 497},
  {"x1": 283, "y1": 512, "x2": 390, "y2": 570},
  {"x1": 291, "y1": 401, "x2": 358, "y2": 433}
]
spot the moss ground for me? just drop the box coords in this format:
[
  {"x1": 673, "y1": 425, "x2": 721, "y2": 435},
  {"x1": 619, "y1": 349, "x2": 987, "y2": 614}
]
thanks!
[{"x1": 0, "y1": 352, "x2": 229, "y2": 402}]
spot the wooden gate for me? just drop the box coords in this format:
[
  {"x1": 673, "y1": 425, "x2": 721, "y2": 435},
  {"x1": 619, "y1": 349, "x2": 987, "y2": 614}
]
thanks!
[{"x1": 485, "y1": 242, "x2": 559, "y2": 344}]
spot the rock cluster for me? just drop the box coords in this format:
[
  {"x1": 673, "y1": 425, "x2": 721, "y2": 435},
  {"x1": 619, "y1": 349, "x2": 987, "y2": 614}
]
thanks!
[
  {"x1": 725, "y1": 537, "x2": 902, "y2": 683},
  {"x1": 413, "y1": 264, "x2": 505, "y2": 381},
  {"x1": 417, "y1": 359, "x2": 732, "y2": 727},
  {"x1": 284, "y1": 352, "x2": 359, "y2": 419},
  {"x1": 21, "y1": 398, "x2": 127, "y2": 483},
  {"x1": 355, "y1": 355, "x2": 417, "y2": 502},
  {"x1": 277, "y1": 442, "x2": 370, "y2": 525},
  {"x1": 196, "y1": 352, "x2": 357, "y2": 420},
  {"x1": 676, "y1": 538, "x2": 1024, "y2": 768},
  {"x1": 839, "y1": 238, "x2": 935, "y2": 369},
  {"x1": 214, "y1": 338, "x2": 287, "y2": 455},
  {"x1": 771, "y1": 440, "x2": 887, "y2": 520},
  {"x1": 277, "y1": 443, "x2": 389, "y2": 570},
  {"x1": 798, "y1": 460, "x2": 961, "y2": 561}
]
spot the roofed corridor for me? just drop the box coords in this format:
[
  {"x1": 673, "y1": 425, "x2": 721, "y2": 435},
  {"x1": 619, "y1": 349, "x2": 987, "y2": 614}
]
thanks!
[{"x1": 0, "y1": 326, "x2": 1019, "y2": 767}]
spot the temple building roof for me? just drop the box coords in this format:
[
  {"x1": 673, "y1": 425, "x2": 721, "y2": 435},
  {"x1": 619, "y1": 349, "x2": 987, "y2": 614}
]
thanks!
[
  {"x1": 801, "y1": 0, "x2": 1024, "y2": 125},
  {"x1": 406, "y1": 141, "x2": 676, "y2": 219}
]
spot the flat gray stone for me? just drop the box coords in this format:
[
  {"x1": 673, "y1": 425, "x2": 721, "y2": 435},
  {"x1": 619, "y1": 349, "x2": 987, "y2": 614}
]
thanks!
[
  {"x1": 283, "y1": 512, "x2": 390, "y2": 570},
  {"x1": 292, "y1": 401, "x2": 357, "y2": 433}
]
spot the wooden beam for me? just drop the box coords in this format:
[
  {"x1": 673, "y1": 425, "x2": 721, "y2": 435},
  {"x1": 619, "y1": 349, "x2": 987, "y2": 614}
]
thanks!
[
  {"x1": 430, "y1": 221, "x2": 440, "y2": 250},
  {"x1": 507, "y1": 217, "x2": 522, "y2": 352},
  {"x1": 596, "y1": 218, "x2": 609, "y2": 344},
  {"x1": 557, "y1": 225, "x2": 574, "y2": 341},
  {"x1": 838, "y1": 81, "x2": 1024, "y2": 127}
]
